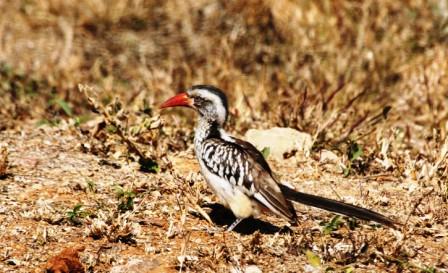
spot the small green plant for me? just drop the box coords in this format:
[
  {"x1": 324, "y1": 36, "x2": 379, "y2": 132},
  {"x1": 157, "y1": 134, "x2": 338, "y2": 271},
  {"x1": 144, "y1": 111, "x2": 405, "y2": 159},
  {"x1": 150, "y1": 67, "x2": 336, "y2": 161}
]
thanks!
[
  {"x1": 67, "y1": 203, "x2": 89, "y2": 224},
  {"x1": 106, "y1": 124, "x2": 118, "y2": 133},
  {"x1": 348, "y1": 142, "x2": 363, "y2": 161},
  {"x1": 86, "y1": 179, "x2": 97, "y2": 193},
  {"x1": 421, "y1": 266, "x2": 436, "y2": 273},
  {"x1": 260, "y1": 147, "x2": 270, "y2": 159},
  {"x1": 305, "y1": 249, "x2": 321, "y2": 268},
  {"x1": 343, "y1": 141, "x2": 364, "y2": 176},
  {"x1": 37, "y1": 98, "x2": 76, "y2": 127},
  {"x1": 115, "y1": 186, "x2": 136, "y2": 212},
  {"x1": 139, "y1": 157, "x2": 160, "y2": 173},
  {"x1": 74, "y1": 115, "x2": 91, "y2": 127},
  {"x1": 321, "y1": 215, "x2": 344, "y2": 235},
  {"x1": 50, "y1": 98, "x2": 73, "y2": 117},
  {"x1": 36, "y1": 118, "x2": 60, "y2": 127}
]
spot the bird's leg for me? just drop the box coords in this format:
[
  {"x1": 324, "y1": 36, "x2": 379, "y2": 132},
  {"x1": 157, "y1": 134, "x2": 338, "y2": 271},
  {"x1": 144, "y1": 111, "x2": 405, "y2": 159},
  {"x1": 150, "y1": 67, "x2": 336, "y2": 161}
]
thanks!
[{"x1": 227, "y1": 218, "x2": 243, "y2": 232}]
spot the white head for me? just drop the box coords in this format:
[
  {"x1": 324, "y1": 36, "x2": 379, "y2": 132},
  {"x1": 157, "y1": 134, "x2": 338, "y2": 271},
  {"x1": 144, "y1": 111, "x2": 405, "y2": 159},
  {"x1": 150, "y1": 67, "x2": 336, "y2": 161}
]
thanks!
[{"x1": 160, "y1": 85, "x2": 229, "y2": 126}]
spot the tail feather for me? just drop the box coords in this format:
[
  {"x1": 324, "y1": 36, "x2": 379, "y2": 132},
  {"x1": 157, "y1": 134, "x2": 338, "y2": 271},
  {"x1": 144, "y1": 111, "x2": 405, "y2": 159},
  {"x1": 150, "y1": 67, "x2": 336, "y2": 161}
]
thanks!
[{"x1": 279, "y1": 184, "x2": 398, "y2": 228}]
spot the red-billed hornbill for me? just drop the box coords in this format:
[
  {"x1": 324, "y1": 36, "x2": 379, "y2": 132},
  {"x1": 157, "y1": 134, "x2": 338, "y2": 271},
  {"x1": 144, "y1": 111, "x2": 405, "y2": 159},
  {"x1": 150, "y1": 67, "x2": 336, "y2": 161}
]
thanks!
[{"x1": 161, "y1": 85, "x2": 396, "y2": 231}]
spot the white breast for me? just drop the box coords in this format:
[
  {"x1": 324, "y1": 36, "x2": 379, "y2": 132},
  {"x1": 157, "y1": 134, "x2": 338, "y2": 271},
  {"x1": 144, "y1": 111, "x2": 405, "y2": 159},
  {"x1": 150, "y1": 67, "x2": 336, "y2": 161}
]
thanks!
[{"x1": 198, "y1": 159, "x2": 254, "y2": 219}]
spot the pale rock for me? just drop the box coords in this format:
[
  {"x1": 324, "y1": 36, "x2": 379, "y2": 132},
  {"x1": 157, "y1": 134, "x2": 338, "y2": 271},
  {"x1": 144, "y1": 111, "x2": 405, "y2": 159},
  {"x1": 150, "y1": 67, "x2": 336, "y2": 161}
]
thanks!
[
  {"x1": 303, "y1": 264, "x2": 320, "y2": 273},
  {"x1": 378, "y1": 195, "x2": 390, "y2": 206},
  {"x1": 110, "y1": 258, "x2": 161, "y2": 273},
  {"x1": 244, "y1": 265, "x2": 262, "y2": 273},
  {"x1": 245, "y1": 127, "x2": 312, "y2": 160},
  {"x1": 320, "y1": 150, "x2": 343, "y2": 173},
  {"x1": 319, "y1": 150, "x2": 339, "y2": 164},
  {"x1": 177, "y1": 255, "x2": 198, "y2": 264},
  {"x1": 400, "y1": 181, "x2": 419, "y2": 193},
  {"x1": 376, "y1": 157, "x2": 394, "y2": 171},
  {"x1": 231, "y1": 265, "x2": 263, "y2": 273},
  {"x1": 333, "y1": 241, "x2": 353, "y2": 253}
]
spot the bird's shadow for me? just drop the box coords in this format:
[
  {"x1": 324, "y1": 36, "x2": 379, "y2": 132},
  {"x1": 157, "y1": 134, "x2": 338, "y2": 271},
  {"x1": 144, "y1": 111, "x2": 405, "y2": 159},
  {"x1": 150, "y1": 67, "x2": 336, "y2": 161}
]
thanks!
[{"x1": 202, "y1": 203, "x2": 291, "y2": 235}]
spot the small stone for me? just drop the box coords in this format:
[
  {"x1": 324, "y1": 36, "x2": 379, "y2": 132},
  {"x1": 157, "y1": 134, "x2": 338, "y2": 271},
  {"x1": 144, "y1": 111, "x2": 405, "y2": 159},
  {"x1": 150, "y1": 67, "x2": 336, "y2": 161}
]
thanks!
[
  {"x1": 231, "y1": 265, "x2": 263, "y2": 273},
  {"x1": 110, "y1": 258, "x2": 163, "y2": 273},
  {"x1": 379, "y1": 195, "x2": 390, "y2": 206},
  {"x1": 319, "y1": 150, "x2": 339, "y2": 164},
  {"x1": 245, "y1": 127, "x2": 312, "y2": 160},
  {"x1": 177, "y1": 255, "x2": 198, "y2": 264},
  {"x1": 319, "y1": 150, "x2": 342, "y2": 173},
  {"x1": 244, "y1": 265, "x2": 262, "y2": 273}
]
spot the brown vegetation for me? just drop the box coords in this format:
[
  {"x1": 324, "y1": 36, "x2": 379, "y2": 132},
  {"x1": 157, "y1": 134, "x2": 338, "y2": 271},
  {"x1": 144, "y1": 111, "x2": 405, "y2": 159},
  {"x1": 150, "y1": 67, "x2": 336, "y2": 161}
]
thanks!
[{"x1": 0, "y1": 0, "x2": 447, "y2": 272}]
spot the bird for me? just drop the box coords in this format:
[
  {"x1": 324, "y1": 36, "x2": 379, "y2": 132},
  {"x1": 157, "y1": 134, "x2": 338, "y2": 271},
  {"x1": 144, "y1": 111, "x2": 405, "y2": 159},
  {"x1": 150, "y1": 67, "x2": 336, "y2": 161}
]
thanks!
[{"x1": 160, "y1": 85, "x2": 397, "y2": 231}]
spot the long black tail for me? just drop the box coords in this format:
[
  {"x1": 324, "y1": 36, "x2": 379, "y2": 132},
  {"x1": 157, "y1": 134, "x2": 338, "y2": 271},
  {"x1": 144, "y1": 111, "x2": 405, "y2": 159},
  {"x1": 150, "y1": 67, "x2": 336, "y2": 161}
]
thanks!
[{"x1": 279, "y1": 184, "x2": 398, "y2": 228}]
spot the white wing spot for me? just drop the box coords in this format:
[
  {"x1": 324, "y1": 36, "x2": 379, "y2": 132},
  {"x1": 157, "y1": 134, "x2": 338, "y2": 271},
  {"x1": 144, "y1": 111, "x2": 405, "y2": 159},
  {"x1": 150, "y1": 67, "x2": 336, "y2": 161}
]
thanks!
[{"x1": 248, "y1": 173, "x2": 253, "y2": 182}]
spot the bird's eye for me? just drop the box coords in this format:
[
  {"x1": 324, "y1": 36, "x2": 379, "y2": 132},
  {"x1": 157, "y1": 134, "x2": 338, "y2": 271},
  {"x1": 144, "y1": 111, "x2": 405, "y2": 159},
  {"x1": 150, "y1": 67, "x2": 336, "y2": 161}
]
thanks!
[{"x1": 193, "y1": 97, "x2": 206, "y2": 107}]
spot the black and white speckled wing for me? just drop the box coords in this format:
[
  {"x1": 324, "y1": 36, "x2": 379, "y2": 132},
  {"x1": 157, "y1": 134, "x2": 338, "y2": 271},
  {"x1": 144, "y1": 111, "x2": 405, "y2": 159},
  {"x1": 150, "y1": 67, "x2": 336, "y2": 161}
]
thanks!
[{"x1": 199, "y1": 137, "x2": 297, "y2": 222}]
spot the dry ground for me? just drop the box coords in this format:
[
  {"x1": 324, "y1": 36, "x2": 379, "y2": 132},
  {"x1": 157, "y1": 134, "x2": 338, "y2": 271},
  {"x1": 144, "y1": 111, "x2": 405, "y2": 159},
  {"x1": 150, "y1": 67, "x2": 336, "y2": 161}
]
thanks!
[
  {"x1": 1, "y1": 0, "x2": 448, "y2": 272},
  {"x1": 1, "y1": 122, "x2": 446, "y2": 272}
]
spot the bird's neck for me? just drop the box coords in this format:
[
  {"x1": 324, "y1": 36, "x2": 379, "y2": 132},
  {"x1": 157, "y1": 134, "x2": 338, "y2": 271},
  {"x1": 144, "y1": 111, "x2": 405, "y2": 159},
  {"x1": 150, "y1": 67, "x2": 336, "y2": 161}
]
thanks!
[{"x1": 194, "y1": 118, "x2": 221, "y2": 152}]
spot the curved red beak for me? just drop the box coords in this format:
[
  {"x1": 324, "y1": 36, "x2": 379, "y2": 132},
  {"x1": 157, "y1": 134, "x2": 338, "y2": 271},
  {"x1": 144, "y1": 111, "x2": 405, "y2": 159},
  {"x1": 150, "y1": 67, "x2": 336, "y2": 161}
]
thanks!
[{"x1": 160, "y1": 92, "x2": 193, "y2": 109}]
